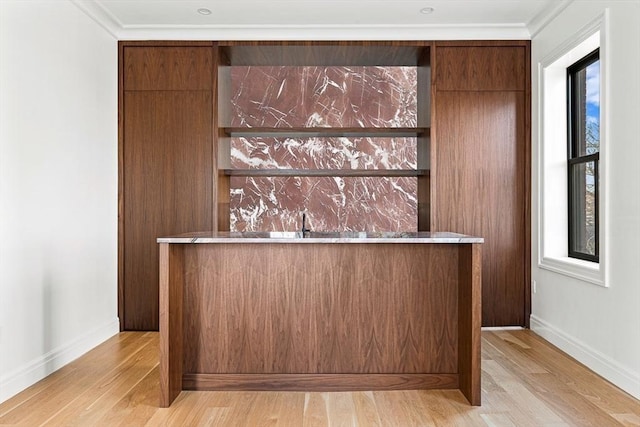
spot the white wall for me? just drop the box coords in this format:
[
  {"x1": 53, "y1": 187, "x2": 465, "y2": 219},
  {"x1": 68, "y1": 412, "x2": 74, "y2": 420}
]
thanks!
[
  {"x1": 531, "y1": 1, "x2": 640, "y2": 399},
  {"x1": 0, "y1": 1, "x2": 118, "y2": 402}
]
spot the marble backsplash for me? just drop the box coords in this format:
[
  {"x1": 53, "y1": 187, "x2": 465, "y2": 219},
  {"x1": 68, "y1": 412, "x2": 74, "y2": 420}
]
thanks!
[
  {"x1": 230, "y1": 176, "x2": 417, "y2": 232},
  {"x1": 231, "y1": 136, "x2": 417, "y2": 170},
  {"x1": 227, "y1": 66, "x2": 417, "y2": 128},
  {"x1": 227, "y1": 66, "x2": 418, "y2": 232}
]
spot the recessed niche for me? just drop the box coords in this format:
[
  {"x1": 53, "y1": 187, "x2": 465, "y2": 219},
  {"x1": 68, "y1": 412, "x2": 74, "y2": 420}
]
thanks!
[{"x1": 217, "y1": 45, "x2": 431, "y2": 232}]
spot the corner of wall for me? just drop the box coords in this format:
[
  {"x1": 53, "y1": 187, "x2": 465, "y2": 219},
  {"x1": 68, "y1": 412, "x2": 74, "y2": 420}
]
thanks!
[
  {"x1": 530, "y1": 315, "x2": 640, "y2": 400},
  {"x1": 0, "y1": 318, "x2": 120, "y2": 404}
]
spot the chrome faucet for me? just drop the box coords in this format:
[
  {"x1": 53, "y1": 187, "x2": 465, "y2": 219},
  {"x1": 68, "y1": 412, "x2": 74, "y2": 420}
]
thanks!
[{"x1": 301, "y1": 212, "x2": 311, "y2": 235}]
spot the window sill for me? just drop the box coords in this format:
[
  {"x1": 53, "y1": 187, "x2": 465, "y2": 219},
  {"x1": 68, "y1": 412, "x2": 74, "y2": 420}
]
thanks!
[{"x1": 539, "y1": 256, "x2": 606, "y2": 287}]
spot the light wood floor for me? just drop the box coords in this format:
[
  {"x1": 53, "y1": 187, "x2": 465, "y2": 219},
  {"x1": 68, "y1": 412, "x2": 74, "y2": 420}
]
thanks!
[{"x1": 0, "y1": 330, "x2": 638, "y2": 426}]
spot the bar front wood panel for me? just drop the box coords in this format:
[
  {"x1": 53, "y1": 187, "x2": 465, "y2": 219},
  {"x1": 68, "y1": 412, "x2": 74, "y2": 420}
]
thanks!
[
  {"x1": 457, "y1": 243, "x2": 482, "y2": 405},
  {"x1": 122, "y1": 91, "x2": 213, "y2": 330},
  {"x1": 160, "y1": 240, "x2": 481, "y2": 406},
  {"x1": 158, "y1": 243, "x2": 184, "y2": 407},
  {"x1": 433, "y1": 91, "x2": 526, "y2": 326},
  {"x1": 182, "y1": 244, "x2": 459, "y2": 375}
]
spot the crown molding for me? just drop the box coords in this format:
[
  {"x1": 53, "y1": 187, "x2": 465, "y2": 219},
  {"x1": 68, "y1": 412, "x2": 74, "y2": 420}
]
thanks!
[
  {"x1": 70, "y1": 0, "x2": 122, "y2": 39},
  {"x1": 69, "y1": 0, "x2": 533, "y2": 41},
  {"x1": 101, "y1": 24, "x2": 531, "y2": 41},
  {"x1": 527, "y1": 0, "x2": 574, "y2": 38}
]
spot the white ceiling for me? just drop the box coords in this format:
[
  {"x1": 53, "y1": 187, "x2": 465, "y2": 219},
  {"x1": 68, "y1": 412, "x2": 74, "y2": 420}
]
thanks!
[{"x1": 71, "y1": 0, "x2": 573, "y2": 40}]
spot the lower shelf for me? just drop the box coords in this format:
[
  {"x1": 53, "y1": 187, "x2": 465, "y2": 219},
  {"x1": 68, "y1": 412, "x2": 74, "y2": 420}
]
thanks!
[{"x1": 223, "y1": 169, "x2": 428, "y2": 177}]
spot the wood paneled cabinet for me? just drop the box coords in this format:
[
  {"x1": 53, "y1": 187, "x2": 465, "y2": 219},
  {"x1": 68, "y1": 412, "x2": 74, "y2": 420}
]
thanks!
[
  {"x1": 432, "y1": 42, "x2": 530, "y2": 326},
  {"x1": 119, "y1": 41, "x2": 530, "y2": 331},
  {"x1": 119, "y1": 44, "x2": 215, "y2": 330}
]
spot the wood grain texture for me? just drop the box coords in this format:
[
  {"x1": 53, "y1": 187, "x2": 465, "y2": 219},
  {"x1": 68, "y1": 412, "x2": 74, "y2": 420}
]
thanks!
[
  {"x1": 159, "y1": 243, "x2": 184, "y2": 407},
  {"x1": 523, "y1": 42, "x2": 532, "y2": 328},
  {"x1": 216, "y1": 171, "x2": 230, "y2": 231},
  {"x1": 458, "y1": 243, "x2": 482, "y2": 405},
  {"x1": 4, "y1": 330, "x2": 639, "y2": 426},
  {"x1": 417, "y1": 47, "x2": 431, "y2": 231},
  {"x1": 122, "y1": 90, "x2": 213, "y2": 330},
  {"x1": 181, "y1": 243, "x2": 459, "y2": 375},
  {"x1": 123, "y1": 46, "x2": 213, "y2": 91},
  {"x1": 433, "y1": 90, "x2": 527, "y2": 327},
  {"x1": 183, "y1": 374, "x2": 458, "y2": 391},
  {"x1": 219, "y1": 42, "x2": 429, "y2": 66},
  {"x1": 435, "y1": 45, "x2": 526, "y2": 91},
  {"x1": 117, "y1": 42, "x2": 126, "y2": 330},
  {"x1": 417, "y1": 172, "x2": 431, "y2": 231},
  {"x1": 211, "y1": 43, "x2": 221, "y2": 232}
]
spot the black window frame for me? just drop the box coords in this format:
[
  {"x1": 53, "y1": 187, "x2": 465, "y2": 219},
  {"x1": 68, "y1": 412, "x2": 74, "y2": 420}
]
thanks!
[{"x1": 567, "y1": 49, "x2": 600, "y2": 263}]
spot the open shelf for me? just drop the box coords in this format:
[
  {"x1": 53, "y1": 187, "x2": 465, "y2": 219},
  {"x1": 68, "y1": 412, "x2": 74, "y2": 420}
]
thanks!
[
  {"x1": 223, "y1": 169, "x2": 427, "y2": 177},
  {"x1": 219, "y1": 44, "x2": 429, "y2": 67},
  {"x1": 222, "y1": 127, "x2": 429, "y2": 138}
]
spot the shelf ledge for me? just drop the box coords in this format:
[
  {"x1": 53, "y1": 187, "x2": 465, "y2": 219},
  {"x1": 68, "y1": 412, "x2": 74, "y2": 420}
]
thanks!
[
  {"x1": 222, "y1": 127, "x2": 429, "y2": 138},
  {"x1": 223, "y1": 169, "x2": 428, "y2": 177}
]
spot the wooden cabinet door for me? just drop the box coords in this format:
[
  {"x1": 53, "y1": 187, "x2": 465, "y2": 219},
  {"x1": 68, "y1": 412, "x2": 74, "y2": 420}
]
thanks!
[
  {"x1": 431, "y1": 43, "x2": 530, "y2": 326},
  {"x1": 122, "y1": 91, "x2": 213, "y2": 330},
  {"x1": 120, "y1": 44, "x2": 214, "y2": 331}
]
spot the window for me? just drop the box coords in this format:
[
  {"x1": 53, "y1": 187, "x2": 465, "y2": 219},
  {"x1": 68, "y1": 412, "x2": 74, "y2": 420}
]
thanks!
[
  {"x1": 567, "y1": 49, "x2": 600, "y2": 262},
  {"x1": 539, "y1": 16, "x2": 607, "y2": 286}
]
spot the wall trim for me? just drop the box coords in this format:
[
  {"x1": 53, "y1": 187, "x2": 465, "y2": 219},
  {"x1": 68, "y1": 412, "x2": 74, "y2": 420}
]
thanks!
[
  {"x1": 530, "y1": 315, "x2": 640, "y2": 400},
  {"x1": 0, "y1": 318, "x2": 120, "y2": 404}
]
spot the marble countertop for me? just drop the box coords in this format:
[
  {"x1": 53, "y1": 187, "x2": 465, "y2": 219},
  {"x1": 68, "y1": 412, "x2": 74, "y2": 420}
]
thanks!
[{"x1": 157, "y1": 231, "x2": 483, "y2": 244}]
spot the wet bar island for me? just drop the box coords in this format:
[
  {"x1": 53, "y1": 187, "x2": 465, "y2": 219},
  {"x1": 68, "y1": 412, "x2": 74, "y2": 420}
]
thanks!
[{"x1": 158, "y1": 232, "x2": 482, "y2": 407}]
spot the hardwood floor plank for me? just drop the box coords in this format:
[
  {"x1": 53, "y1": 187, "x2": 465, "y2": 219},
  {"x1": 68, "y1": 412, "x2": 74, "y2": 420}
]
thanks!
[
  {"x1": 352, "y1": 391, "x2": 383, "y2": 426},
  {"x1": 303, "y1": 392, "x2": 330, "y2": 426},
  {"x1": 99, "y1": 368, "x2": 160, "y2": 426},
  {"x1": 0, "y1": 332, "x2": 155, "y2": 425},
  {"x1": 0, "y1": 332, "x2": 139, "y2": 419},
  {"x1": 484, "y1": 331, "x2": 637, "y2": 425},
  {"x1": 611, "y1": 413, "x2": 640, "y2": 426},
  {"x1": 479, "y1": 412, "x2": 518, "y2": 427},
  {"x1": 481, "y1": 359, "x2": 565, "y2": 425},
  {"x1": 324, "y1": 392, "x2": 358, "y2": 426},
  {"x1": 243, "y1": 392, "x2": 305, "y2": 426},
  {"x1": 40, "y1": 338, "x2": 158, "y2": 426},
  {"x1": 0, "y1": 330, "x2": 637, "y2": 426},
  {"x1": 198, "y1": 407, "x2": 231, "y2": 426}
]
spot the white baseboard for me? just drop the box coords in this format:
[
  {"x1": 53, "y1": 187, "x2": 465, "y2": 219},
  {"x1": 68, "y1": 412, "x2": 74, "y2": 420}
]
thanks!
[
  {"x1": 0, "y1": 318, "x2": 120, "y2": 404},
  {"x1": 530, "y1": 314, "x2": 640, "y2": 400}
]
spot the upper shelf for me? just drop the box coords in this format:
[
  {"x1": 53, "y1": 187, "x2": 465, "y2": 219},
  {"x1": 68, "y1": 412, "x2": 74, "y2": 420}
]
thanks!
[
  {"x1": 219, "y1": 44, "x2": 430, "y2": 66},
  {"x1": 222, "y1": 127, "x2": 429, "y2": 138}
]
